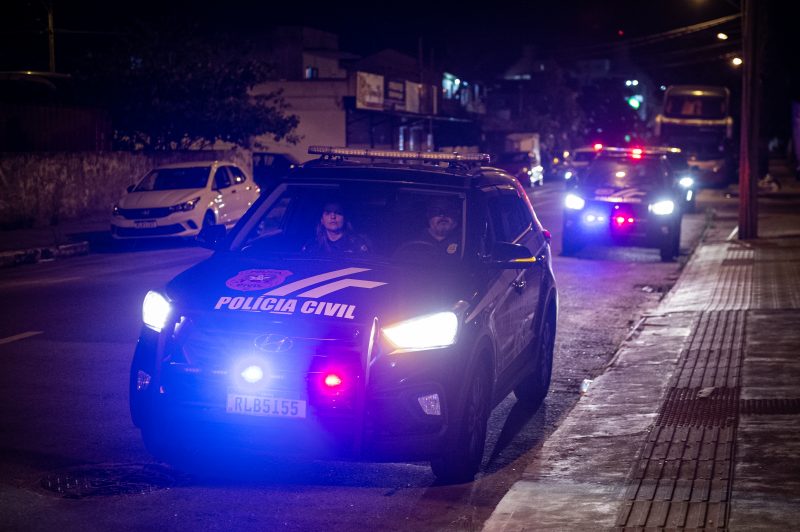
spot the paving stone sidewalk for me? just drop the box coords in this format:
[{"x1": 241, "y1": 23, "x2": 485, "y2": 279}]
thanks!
[{"x1": 484, "y1": 168, "x2": 800, "y2": 530}]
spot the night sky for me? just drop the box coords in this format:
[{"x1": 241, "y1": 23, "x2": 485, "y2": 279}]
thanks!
[{"x1": 2, "y1": 0, "x2": 795, "y2": 136}]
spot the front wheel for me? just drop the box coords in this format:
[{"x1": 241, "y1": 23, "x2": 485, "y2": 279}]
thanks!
[
  {"x1": 659, "y1": 224, "x2": 681, "y2": 262},
  {"x1": 561, "y1": 226, "x2": 583, "y2": 256},
  {"x1": 430, "y1": 360, "x2": 491, "y2": 484},
  {"x1": 514, "y1": 314, "x2": 555, "y2": 409}
]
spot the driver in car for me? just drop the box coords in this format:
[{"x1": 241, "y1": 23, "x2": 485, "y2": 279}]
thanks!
[{"x1": 417, "y1": 197, "x2": 461, "y2": 256}]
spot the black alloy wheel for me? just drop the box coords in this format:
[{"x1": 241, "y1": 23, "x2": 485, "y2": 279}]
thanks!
[
  {"x1": 430, "y1": 361, "x2": 491, "y2": 484},
  {"x1": 514, "y1": 314, "x2": 555, "y2": 409}
]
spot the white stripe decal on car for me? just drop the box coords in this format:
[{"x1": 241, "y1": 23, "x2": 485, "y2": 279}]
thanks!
[
  {"x1": 298, "y1": 279, "x2": 387, "y2": 299},
  {"x1": 264, "y1": 267, "x2": 370, "y2": 296}
]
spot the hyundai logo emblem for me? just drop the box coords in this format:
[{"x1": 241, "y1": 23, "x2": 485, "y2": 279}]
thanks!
[{"x1": 253, "y1": 334, "x2": 293, "y2": 352}]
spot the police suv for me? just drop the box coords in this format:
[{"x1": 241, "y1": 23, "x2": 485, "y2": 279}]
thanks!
[
  {"x1": 562, "y1": 147, "x2": 683, "y2": 261},
  {"x1": 130, "y1": 147, "x2": 558, "y2": 483}
]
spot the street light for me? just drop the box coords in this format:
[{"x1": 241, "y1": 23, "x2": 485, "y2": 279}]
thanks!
[
  {"x1": 732, "y1": 56, "x2": 743, "y2": 66},
  {"x1": 717, "y1": 32, "x2": 729, "y2": 40}
]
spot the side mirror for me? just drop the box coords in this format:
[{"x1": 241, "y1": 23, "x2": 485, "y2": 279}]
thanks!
[
  {"x1": 196, "y1": 223, "x2": 227, "y2": 250},
  {"x1": 489, "y1": 242, "x2": 539, "y2": 268}
]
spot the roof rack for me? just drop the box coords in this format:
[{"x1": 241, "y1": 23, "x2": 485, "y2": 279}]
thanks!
[{"x1": 308, "y1": 146, "x2": 491, "y2": 167}]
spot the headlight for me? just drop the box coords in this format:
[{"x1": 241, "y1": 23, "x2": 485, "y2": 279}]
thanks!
[
  {"x1": 650, "y1": 200, "x2": 675, "y2": 216},
  {"x1": 170, "y1": 196, "x2": 201, "y2": 212},
  {"x1": 564, "y1": 193, "x2": 586, "y2": 210},
  {"x1": 564, "y1": 171, "x2": 573, "y2": 180},
  {"x1": 678, "y1": 176, "x2": 694, "y2": 188},
  {"x1": 382, "y1": 312, "x2": 458, "y2": 350},
  {"x1": 142, "y1": 290, "x2": 172, "y2": 332}
]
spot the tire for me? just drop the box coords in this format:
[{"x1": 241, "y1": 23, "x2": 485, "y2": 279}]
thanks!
[
  {"x1": 514, "y1": 312, "x2": 556, "y2": 409},
  {"x1": 561, "y1": 226, "x2": 582, "y2": 256},
  {"x1": 202, "y1": 211, "x2": 216, "y2": 230},
  {"x1": 430, "y1": 358, "x2": 492, "y2": 484},
  {"x1": 660, "y1": 226, "x2": 680, "y2": 262},
  {"x1": 141, "y1": 423, "x2": 172, "y2": 461}
]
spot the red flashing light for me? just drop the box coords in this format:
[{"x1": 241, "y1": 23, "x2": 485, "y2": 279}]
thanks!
[
  {"x1": 593, "y1": 143, "x2": 604, "y2": 151},
  {"x1": 614, "y1": 216, "x2": 627, "y2": 226},
  {"x1": 324, "y1": 374, "x2": 343, "y2": 387},
  {"x1": 631, "y1": 148, "x2": 643, "y2": 159}
]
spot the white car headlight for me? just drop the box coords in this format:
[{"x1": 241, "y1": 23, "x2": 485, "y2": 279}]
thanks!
[
  {"x1": 171, "y1": 196, "x2": 201, "y2": 212},
  {"x1": 564, "y1": 193, "x2": 586, "y2": 210},
  {"x1": 564, "y1": 171, "x2": 573, "y2": 180},
  {"x1": 142, "y1": 290, "x2": 172, "y2": 332},
  {"x1": 678, "y1": 176, "x2": 694, "y2": 188},
  {"x1": 650, "y1": 200, "x2": 675, "y2": 216},
  {"x1": 382, "y1": 312, "x2": 458, "y2": 350}
]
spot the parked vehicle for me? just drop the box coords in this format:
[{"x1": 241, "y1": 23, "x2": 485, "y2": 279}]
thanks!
[
  {"x1": 655, "y1": 85, "x2": 735, "y2": 188},
  {"x1": 129, "y1": 146, "x2": 558, "y2": 483},
  {"x1": 111, "y1": 161, "x2": 259, "y2": 240}
]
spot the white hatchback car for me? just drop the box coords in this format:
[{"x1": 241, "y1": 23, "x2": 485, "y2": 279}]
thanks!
[{"x1": 111, "y1": 161, "x2": 260, "y2": 239}]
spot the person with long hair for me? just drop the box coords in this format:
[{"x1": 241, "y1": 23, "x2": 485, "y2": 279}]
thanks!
[{"x1": 302, "y1": 199, "x2": 370, "y2": 254}]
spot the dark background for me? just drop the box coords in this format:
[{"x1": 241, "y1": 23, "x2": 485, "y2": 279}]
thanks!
[{"x1": 1, "y1": 0, "x2": 796, "y2": 139}]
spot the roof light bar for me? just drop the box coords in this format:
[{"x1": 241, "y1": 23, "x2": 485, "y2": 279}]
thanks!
[{"x1": 308, "y1": 146, "x2": 490, "y2": 164}]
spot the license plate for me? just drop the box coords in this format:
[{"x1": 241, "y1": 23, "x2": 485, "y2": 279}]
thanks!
[
  {"x1": 135, "y1": 220, "x2": 157, "y2": 229},
  {"x1": 226, "y1": 393, "x2": 307, "y2": 419}
]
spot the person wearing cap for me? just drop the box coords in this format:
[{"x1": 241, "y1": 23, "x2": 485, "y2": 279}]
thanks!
[
  {"x1": 418, "y1": 197, "x2": 461, "y2": 256},
  {"x1": 302, "y1": 199, "x2": 371, "y2": 254}
]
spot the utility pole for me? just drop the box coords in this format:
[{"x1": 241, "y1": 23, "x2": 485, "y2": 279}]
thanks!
[
  {"x1": 46, "y1": 2, "x2": 56, "y2": 72},
  {"x1": 738, "y1": 0, "x2": 761, "y2": 239}
]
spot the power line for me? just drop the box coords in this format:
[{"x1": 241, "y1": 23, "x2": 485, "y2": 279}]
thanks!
[{"x1": 555, "y1": 14, "x2": 741, "y2": 59}]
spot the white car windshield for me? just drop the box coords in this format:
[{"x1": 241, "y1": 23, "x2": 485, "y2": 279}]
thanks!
[
  {"x1": 134, "y1": 167, "x2": 210, "y2": 191},
  {"x1": 232, "y1": 182, "x2": 466, "y2": 265}
]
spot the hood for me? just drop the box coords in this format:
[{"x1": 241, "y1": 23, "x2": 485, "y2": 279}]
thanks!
[
  {"x1": 164, "y1": 254, "x2": 476, "y2": 327},
  {"x1": 119, "y1": 189, "x2": 206, "y2": 209}
]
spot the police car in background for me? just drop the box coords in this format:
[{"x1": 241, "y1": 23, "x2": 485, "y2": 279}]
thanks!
[
  {"x1": 130, "y1": 146, "x2": 558, "y2": 483},
  {"x1": 562, "y1": 147, "x2": 682, "y2": 261}
]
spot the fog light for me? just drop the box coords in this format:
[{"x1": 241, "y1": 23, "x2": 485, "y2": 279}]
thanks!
[
  {"x1": 136, "y1": 370, "x2": 151, "y2": 392},
  {"x1": 417, "y1": 393, "x2": 441, "y2": 416},
  {"x1": 241, "y1": 365, "x2": 264, "y2": 384}
]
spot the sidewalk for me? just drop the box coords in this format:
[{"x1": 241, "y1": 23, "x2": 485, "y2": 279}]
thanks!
[
  {"x1": 0, "y1": 215, "x2": 109, "y2": 267},
  {"x1": 484, "y1": 161, "x2": 800, "y2": 530}
]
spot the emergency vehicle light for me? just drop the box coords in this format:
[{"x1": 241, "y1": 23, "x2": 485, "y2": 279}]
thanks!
[
  {"x1": 142, "y1": 291, "x2": 171, "y2": 332},
  {"x1": 324, "y1": 374, "x2": 343, "y2": 387},
  {"x1": 593, "y1": 143, "x2": 603, "y2": 151},
  {"x1": 309, "y1": 146, "x2": 490, "y2": 164}
]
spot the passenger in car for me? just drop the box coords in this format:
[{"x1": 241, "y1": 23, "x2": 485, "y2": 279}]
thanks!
[{"x1": 302, "y1": 199, "x2": 371, "y2": 254}]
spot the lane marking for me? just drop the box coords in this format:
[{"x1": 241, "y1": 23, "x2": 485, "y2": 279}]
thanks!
[{"x1": 0, "y1": 331, "x2": 43, "y2": 345}]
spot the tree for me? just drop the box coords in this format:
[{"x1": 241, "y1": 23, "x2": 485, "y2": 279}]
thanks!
[{"x1": 78, "y1": 23, "x2": 298, "y2": 150}]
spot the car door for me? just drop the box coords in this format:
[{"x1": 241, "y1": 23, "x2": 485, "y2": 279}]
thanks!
[
  {"x1": 483, "y1": 186, "x2": 543, "y2": 376},
  {"x1": 212, "y1": 166, "x2": 235, "y2": 225},
  {"x1": 226, "y1": 165, "x2": 258, "y2": 218}
]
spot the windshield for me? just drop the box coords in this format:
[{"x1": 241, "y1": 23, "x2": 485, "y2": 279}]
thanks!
[
  {"x1": 232, "y1": 182, "x2": 466, "y2": 266},
  {"x1": 134, "y1": 167, "x2": 211, "y2": 191},
  {"x1": 583, "y1": 159, "x2": 668, "y2": 188},
  {"x1": 664, "y1": 94, "x2": 727, "y2": 119}
]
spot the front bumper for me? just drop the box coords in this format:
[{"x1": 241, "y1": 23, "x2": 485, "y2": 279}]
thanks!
[
  {"x1": 111, "y1": 210, "x2": 205, "y2": 239},
  {"x1": 130, "y1": 319, "x2": 467, "y2": 461},
  {"x1": 563, "y1": 204, "x2": 677, "y2": 248}
]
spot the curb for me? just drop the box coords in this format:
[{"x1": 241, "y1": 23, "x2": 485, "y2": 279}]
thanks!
[{"x1": 0, "y1": 240, "x2": 89, "y2": 268}]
